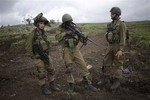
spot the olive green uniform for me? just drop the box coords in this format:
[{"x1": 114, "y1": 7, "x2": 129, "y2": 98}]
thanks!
[
  {"x1": 104, "y1": 17, "x2": 126, "y2": 79},
  {"x1": 26, "y1": 28, "x2": 55, "y2": 86},
  {"x1": 55, "y1": 26, "x2": 90, "y2": 83}
]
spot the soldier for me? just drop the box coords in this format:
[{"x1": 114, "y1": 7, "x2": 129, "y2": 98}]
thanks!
[
  {"x1": 55, "y1": 14, "x2": 98, "y2": 92},
  {"x1": 97, "y1": 7, "x2": 126, "y2": 92},
  {"x1": 26, "y1": 13, "x2": 59, "y2": 95}
]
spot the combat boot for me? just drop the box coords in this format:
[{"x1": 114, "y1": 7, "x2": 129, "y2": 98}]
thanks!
[
  {"x1": 87, "y1": 84, "x2": 99, "y2": 92},
  {"x1": 83, "y1": 76, "x2": 98, "y2": 92},
  {"x1": 49, "y1": 81, "x2": 60, "y2": 91},
  {"x1": 41, "y1": 84, "x2": 52, "y2": 95},
  {"x1": 97, "y1": 75, "x2": 110, "y2": 86},
  {"x1": 110, "y1": 78, "x2": 120, "y2": 91},
  {"x1": 68, "y1": 83, "x2": 75, "y2": 92}
]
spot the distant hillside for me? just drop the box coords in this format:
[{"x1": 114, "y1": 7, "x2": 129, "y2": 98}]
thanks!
[
  {"x1": 0, "y1": 24, "x2": 34, "y2": 36},
  {"x1": 0, "y1": 21, "x2": 149, "y2": 49}
]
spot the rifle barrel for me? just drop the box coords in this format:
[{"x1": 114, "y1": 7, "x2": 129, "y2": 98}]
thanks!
[
  {"x1": 66, "y1": 25, "x2": 99, "y2": 47},
  {"x1": 87, "y1": 38, "x2": 99, "y2": 47}
]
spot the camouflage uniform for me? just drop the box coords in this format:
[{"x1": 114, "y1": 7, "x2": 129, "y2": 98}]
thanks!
[
  {"x1": 104, "y1": 17, "x2": 126, "y2": 78},
  {"x1": 26, "y1": 13, "x2": 59, "y2": 95},
  {"x1": 98, "y1": 7, "x2": 126, "y2": 91},
  {"x1": 26, "y1": 28, "x2": 55, "y2": 84},
  {"x1": 55, "y1": 14, "x2": 98, "y2": 92}
]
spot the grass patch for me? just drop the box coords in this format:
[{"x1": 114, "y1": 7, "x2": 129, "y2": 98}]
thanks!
[
  {"x1": 77, "y1": 23, "x2": 106, "y2": 36},
  {"x1": 11, "y1": 39, "x2": 26, "y2": 47},
  {"x1": 126, "y1": 21, "x2": 150, "y2": 49}
]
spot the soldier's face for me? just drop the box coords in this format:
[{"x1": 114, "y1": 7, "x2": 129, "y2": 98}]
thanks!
[
  {"x1": 110, "y1": 13, "x2": 116, "y2": 20},
  {"x1": 66, "y1": 20, "x2": 72, "y2": 26},
  {"x1": 38, "y1": 22, "x2": 45, "y2": 30}
]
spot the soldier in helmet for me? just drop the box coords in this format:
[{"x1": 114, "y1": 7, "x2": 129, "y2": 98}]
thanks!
[
  {"x1": 26, "y1": 13, "x2": 59, "y2": 95},
  {"x1": 97, "y1": 7, "x2": 126, "y2": 92},
  {"x1": 55, "y1": 14, "x2": 98, "y2": 92}
]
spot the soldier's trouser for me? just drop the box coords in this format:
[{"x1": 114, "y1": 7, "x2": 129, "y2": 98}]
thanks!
[
  {"x1": 103, "y1": 44, "x2": 124, "y2": 79},
  {"x1": 34, "y1": 56, "x2": 55, "y2": 86},
  {"x1": 63, "y1": 47, "x2": 90, "y2": 83}
]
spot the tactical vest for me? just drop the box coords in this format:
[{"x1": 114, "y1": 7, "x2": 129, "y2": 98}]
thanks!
[
  {"x1": 33, "y1": 29, "x2": 50, "y2": 52},
  {"x1": 106, "y1": 20, "x2": 122, "y2": 44},
  {"x1": 64, "y1": 33, "x2": 79, "y2": 48}
]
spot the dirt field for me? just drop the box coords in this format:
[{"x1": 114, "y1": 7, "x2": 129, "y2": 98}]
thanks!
[{"x1": 0, "y1": 33, "x2": 150, "y2": 100}]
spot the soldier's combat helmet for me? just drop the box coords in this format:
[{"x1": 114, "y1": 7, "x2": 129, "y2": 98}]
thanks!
[
  {"x1": 110, "y1": 7, "x2": 121, "y2": 16},
  {"x1": 62, "y1": 14, "x2": 73, "y2": 23},
  {"x1": 34, "y1": 13, "x2": 49, "y2": 26}
]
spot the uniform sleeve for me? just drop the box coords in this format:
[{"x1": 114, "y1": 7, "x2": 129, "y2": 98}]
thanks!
[
  {"x1": 55, "y1": 26, "x2": 66, "y2": 42},
  {"x1": 119, "y1": 22, "x2": 126, "y2": 50}
]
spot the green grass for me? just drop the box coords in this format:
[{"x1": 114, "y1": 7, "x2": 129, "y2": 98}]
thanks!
[
  {"x1": 0, "y1": 24, "x2": 33, "y2": 36},
  {"x1": 126, "y1": 21, "x2": 150, "y2": 49},
  {"x1": 77, "y1": 23, "x2": 106, "y2": 36},
  {"x1": 11, "y1": 39, "x2": 26, "y2": 47}
]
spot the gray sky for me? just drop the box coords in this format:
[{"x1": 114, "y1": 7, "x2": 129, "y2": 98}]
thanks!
[{"x1": 0, "y1": 0, "x2": 150, "y2": 25}]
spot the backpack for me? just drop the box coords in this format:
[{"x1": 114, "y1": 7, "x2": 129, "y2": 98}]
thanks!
[{"x1": 25, "y1": 30, "x2": 35, "y2": 57}]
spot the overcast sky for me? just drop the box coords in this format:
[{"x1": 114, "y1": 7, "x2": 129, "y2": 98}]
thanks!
[{"x1": 0, "y1": 0, "x2": 150, "y2": 25}]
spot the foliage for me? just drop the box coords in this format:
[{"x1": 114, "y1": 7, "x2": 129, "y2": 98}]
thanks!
[
  {"x1": 77, "y1": 23, "x2": 106, "y2": 36},
  {"x1": 11, "y1": 39, "x2": 26, "y2": 47},
  {"x1": 126, "y1": 21, "x2": 150, "y2": 49},
  {"x1": 0, "y1": 24, "x2": 34, "y2": 36}
]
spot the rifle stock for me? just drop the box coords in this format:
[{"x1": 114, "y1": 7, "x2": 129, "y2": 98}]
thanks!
[{"x1": 32, "y1": 43, "x2": 49, "y2": 64}]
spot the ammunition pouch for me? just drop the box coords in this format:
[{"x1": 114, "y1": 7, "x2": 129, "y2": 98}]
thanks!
[
  {"x1": 64, "y1": 38, "x2": 78, "y2": 48},
  {"x1": 106, "y1": 32, "x2": 120, "y2": 44}
]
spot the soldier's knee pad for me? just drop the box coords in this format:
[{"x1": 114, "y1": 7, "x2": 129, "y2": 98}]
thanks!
[
  {"x1": 47, "y1": 68, "x2": 55, "y2": 76},
  {"x1": 38, "y1": 71, "x2": 46, "y2": 80},
  {"x1": 65, "y1": 63, "x2": 72, "y2": 74}
]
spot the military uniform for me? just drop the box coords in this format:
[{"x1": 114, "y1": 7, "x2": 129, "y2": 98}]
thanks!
[
  {"x1": 26, "y1": 13, "x2": 59, "y2": 95},
  {"x1": 98, "y1": 7, "x2": 126, "y2": 91},
  {"x1": 104, "y1": 17, "x2": 126, "y2": 78},
  {"x1": 55, "y1": 25, "x2": 90, "y2": 83},
  {"x1": 55, "y1": 14, "x2": 98, "y2": 92},
  {"x1": 26, "y1": 28, "x2": 55, "y2": 84}
]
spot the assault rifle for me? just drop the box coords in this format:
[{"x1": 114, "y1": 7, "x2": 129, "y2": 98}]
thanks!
[
  {"x1": 32, "y1": 43, "x2": 49, "y2": 64},
  {"x1": 64, "y1": 25, "x2": 99, "y2": 48}
]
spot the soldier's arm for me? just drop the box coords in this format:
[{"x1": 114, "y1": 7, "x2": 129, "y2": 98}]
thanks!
[
  {"x1": 119, "y1": 22, "x2": 126, "y2": 51},
  {"x1": 55, "y1": 26, "x2": 66, "y2": 41}
]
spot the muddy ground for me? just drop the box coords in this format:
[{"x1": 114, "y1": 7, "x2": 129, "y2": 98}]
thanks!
[{"x1": 0, "y1": 33, "x2": 150, "y2": 100}]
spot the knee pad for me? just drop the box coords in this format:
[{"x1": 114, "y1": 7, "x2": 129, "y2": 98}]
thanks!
[
  {"x1": 47, "y1": 68, "x2": 55, "y2": 76},
  {"x1": 65, "y1": 64, "x2": 72, "y2": 74},
  {"x1": 38, "y1": 71, "x2": 46, "y2": 80}
]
